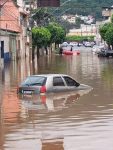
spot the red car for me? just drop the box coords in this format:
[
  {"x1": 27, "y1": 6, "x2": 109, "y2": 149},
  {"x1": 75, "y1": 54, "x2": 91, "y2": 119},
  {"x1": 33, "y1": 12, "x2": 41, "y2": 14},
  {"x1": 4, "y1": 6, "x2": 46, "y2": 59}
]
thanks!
[{"x1": 63, "y1": 50, "x2": 80, "y2": 55}]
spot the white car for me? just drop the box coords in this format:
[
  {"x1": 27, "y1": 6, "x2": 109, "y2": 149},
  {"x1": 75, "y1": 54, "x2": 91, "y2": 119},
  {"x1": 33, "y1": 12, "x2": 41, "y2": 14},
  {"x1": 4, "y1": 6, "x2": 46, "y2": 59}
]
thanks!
[
  {"x1": 61, "y1": 42, "x2": 69, "y2": 47},
  {"x1": 92, "y1": 45, "x2": 101, "y2": 54},
  {"x1": 84, "y1": 42, "x2": 92, "y2": 47},
  {"x1": 92, "y1": 44, "x2": 106, "y2": 54},
  {"x1": 69, "y1": 42, "x2": 78, "y2": 47}
]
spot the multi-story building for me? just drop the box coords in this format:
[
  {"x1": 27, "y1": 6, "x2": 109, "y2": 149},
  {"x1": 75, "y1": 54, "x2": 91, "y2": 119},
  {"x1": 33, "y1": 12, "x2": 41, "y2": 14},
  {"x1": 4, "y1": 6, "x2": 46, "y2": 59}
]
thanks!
[
  {"x1": 102, "y1": 6, "x2": 113, "y2": 21},
  {"x1": 0, "y1": 0, "x2": 21, "y2": 65},
  {"x1": 23, "y1": 0, "x2": 37, "y2": 12},
  {"x1": 0, "y1": 0, "x2": 30, "y2": 67},
  {"x1": 67, "y1": 24, "x2": 97, "y2": 36},
  {"x1": 16, "y1": 0, "x2": 31, "y2": 58}
]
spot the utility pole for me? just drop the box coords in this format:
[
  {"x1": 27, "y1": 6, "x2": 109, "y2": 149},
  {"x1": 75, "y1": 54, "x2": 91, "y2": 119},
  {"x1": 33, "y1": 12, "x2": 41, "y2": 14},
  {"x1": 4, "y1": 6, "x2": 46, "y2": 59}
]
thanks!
[
  {"x1": 28, "y1": 0, "x2": 36, "y2": 61},
  {"x1": 0, "y1": 13, "x2": 1, "y2": 68}
]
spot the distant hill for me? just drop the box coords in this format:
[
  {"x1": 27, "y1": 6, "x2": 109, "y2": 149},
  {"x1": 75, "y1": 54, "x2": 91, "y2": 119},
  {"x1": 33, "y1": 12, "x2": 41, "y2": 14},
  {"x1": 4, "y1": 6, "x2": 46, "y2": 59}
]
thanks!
[{"x1": 59, "y1": 0, "x2": 113, "y2": 20}]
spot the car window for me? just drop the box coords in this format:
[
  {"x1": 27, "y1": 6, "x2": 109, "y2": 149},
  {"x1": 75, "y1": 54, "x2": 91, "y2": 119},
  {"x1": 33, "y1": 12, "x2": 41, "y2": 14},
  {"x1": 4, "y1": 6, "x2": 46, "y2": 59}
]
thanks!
[
  {"x1": 21, "y1": 76, "x2": 46, "y2": 86},
  {"x1": 63, "y1": 76, "x2": 80, "y2": 87},
  {"x1": 53, "y1": 77, "x2": 65, "y2": 86}
]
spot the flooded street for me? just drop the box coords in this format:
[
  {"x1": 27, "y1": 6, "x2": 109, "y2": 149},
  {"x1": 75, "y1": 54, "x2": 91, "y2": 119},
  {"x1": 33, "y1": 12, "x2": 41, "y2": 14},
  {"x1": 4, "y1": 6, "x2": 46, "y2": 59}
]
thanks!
[{"x1": 0, "y1": 48, "x2": 113, "y2": 150}]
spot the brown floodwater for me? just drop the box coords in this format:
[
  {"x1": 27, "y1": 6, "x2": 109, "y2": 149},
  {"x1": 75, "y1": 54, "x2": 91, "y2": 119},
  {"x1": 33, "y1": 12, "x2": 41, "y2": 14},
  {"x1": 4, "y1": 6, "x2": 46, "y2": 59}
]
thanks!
[{"x1": 0, "y1": 48, "x2": 113, "y2": 150}]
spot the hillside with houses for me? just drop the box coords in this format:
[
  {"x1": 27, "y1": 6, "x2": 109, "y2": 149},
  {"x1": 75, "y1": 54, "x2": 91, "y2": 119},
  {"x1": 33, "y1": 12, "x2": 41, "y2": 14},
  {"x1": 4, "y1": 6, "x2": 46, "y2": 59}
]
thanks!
[{"x1": 59, "y1": 0, "x2": 113, "y2": 20}]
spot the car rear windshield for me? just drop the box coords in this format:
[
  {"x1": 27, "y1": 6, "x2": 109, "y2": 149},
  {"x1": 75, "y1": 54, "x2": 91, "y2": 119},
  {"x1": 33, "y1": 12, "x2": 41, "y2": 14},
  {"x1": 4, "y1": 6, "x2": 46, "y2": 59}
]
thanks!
[{"x1": 21, "y1": 76, "x2": 47, "y2": 86}]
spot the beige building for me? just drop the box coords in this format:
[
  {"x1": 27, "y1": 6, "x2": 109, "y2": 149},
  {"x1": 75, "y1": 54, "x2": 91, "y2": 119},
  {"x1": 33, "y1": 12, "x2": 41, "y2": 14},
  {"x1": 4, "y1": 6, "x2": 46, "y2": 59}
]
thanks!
[
  {"x1": 67, "y1": 24, "x2": 97, "y2": 36},
  {"x1": 102, "y1": 6, "x2": 113, "y2": 21}
]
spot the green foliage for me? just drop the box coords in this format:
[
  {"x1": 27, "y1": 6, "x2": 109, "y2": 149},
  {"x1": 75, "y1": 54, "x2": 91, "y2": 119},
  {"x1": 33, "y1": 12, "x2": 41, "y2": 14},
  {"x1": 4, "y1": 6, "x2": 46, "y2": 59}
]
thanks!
[
  {"x1": 99, "y1": 23, "x2": 113, "y2": 40},
  {"x1": 65, "y1": 35, "x2": 94, "y2": 42},
  {"x1": 32, "y1": 8, "x2": 54, "y2": 26},
  {"x1": 46, "y1": 22, "x2": 66, "y2": 44},
  {"x1": 99, "y1": 21, "x2": 113, "y2": 48},
  {"x1": 105, "y1": 26, "x2": 113, "y2": 46},
  {"x1": 55, "y1": 26, "x2": 66, "y2": 44},
  {"x1": 76, "y1": 17, "x2": 83, "y2": 28},
  {"x1": 59, "y1": 0, "x2": 113, "y2": 20},
  {"x1": 32, "y1": 23, "x2": 66, "y2": 48},
  {"x1": 32, "y1": 27, "x2": 51, "y2": 48},
  {"x1": 111, "y1": 15, "x2": 113, "y2": 23}
]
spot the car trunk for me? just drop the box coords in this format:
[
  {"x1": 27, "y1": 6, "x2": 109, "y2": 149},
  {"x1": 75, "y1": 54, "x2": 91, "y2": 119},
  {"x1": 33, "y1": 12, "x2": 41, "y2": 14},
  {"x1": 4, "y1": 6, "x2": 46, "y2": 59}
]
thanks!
[{"x1": 19, "y1": 86, "x2": 41, "y2": 94}]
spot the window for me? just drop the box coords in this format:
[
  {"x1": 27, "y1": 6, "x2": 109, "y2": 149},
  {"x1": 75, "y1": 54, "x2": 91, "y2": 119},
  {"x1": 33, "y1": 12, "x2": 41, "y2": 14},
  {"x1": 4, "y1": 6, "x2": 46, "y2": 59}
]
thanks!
[
  {"x1": 63, "y1": 76, "x2": 80, "y2": 87},
  {"x1": 21, "y1": 76, "x2": 46, "y2": 86},
  {"x1": 53, "y1": 77, "x2": 65, "y2": 86}
]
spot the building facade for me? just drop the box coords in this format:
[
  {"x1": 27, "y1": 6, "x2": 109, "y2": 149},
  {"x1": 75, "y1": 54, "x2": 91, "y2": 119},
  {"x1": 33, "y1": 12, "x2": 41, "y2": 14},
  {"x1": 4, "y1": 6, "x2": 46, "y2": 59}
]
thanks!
[
  {"x1": 0, "y1": 0, "x2": 30, "y2": 67},
  {"x1": 102, "y1": 6, "x2": 113, "y2": 21},
  {"x1": 67, "y1": 24, "x2": 97, "y2": 36}
]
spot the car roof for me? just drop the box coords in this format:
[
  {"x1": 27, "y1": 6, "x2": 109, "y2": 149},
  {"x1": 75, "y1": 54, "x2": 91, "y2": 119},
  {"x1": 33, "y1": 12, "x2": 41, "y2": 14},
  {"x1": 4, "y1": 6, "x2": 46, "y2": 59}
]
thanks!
[{"x1": 29, "y1": 74, "x2": 69, "y2": 77}]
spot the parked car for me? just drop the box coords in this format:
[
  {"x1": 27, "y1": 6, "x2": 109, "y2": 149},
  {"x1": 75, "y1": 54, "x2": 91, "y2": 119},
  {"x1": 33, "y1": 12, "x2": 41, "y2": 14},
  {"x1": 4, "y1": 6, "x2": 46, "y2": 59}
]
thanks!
[
  {"x1": 61, "y1": 42, "x2": 69, "y2": 47},
  {"x1": 97, "y1": 49, "x2": 113, "y2": 57},
  {"x1": 92, "y1": 45, "x2": 101, "y2": 54},
  {"x1": 84, "y1": 42, "x2": 92, "y2": 47},
  {"x1": 69, "y1": 42, "x2": 78, "y2": 47},
  {"x1": 17, "y1": 74, "x2": 92, "y2": 95}
]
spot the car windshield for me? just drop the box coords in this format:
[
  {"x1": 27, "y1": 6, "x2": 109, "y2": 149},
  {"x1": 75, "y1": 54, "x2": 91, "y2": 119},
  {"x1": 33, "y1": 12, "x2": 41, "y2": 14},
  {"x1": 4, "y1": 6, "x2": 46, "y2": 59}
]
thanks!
[{"x1": 21, "y1": 76, "x2": 46, "y2": 86}]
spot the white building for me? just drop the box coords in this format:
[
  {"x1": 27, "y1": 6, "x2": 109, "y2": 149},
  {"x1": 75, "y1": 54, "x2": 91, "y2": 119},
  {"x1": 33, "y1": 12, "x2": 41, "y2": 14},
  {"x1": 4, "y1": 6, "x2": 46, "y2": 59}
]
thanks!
[
  {"x1": 68, "y1": 24, "x2": 97, "y2": 36},
  {"x1": 62, "y1": 15, "x2": 76, "y2": 24}
]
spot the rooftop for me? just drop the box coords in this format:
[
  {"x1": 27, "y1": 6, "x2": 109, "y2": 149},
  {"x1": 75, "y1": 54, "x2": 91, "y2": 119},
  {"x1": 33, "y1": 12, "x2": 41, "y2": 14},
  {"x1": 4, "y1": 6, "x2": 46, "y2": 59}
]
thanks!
[{"x1": 0, "y1": 0, "x2": 21, "y2": 33}]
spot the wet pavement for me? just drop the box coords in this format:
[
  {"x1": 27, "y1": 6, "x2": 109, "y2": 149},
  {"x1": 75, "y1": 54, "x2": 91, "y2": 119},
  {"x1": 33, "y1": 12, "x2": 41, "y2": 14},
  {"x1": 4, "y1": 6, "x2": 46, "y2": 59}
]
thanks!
[{"x1": 0, "y1": 47, "x2": 113, "y2": 150}]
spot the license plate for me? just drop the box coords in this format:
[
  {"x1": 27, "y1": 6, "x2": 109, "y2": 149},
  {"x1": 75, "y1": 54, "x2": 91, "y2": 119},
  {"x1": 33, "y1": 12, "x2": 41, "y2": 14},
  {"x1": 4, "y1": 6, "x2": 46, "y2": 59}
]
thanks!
[{"x1": 23, "y1": 91, "x2": 33, "y2": 94}]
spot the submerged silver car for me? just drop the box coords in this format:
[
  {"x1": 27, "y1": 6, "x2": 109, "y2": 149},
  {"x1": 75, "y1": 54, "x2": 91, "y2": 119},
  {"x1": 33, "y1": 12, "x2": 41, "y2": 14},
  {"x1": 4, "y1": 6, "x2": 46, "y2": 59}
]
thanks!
[{"x1": 17, "y1": 74, "x2": 91, "y2": 94}]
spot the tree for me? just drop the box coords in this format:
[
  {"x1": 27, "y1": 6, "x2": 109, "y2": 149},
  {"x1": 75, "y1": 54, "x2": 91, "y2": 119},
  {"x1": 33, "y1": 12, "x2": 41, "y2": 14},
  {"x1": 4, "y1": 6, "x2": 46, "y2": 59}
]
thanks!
[
  {"x1": 99, "y1": 22, "x2": 113, "y2": 49},
  {"x1": 55, "y1": 26, "x2": 66, "y2": 44},
  {"x1": 46, "y1": 22, "x2": 66, "y2": 48},
  {"x1": 32, "y1": 8, "x2": 54, "y2": 27},
  {"x1": 105, "y1": 26, "x2": 113, "y2": 49},
  {"x1": 54, "y1": 17, "x2": 72, "y2": 33},
  {"x1": 99, "y1": 23, "x2": 113, "y2": 41},
  {"x1": 32, "y1": 27, "x2": 51, "y2": 59},
  {"x1": 76, "y1": 17, "x2": 83, "y2": 28},
  {"x1": 32, "y1": 7, "x2": 70, "y2": 35},
  {"x1": 111, "y1": 14, "x2": 113, "y2": 23}
]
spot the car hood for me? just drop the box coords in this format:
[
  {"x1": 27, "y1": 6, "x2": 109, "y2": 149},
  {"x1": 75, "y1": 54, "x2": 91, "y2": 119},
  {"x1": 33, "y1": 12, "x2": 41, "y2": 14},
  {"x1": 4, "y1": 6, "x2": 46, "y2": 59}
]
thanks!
[{"x1": 78, "y1": 84, "x2": 92, "y2": 90}]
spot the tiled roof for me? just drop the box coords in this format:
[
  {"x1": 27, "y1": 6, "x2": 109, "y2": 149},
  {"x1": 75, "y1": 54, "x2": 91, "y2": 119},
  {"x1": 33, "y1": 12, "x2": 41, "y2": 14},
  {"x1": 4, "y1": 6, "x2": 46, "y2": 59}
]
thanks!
[{"x1": 0, "y1": 0, "x2": 21, "y2": 33}]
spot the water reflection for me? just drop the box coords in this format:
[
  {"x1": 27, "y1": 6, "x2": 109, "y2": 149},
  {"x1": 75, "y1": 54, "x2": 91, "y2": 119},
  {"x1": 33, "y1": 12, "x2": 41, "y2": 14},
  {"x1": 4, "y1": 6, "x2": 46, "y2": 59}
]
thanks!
[
  {"x1": 18, "y1": 89, "x2": 92, "y2": 112},
  {"x1": 0, "y1": 49, "x2": 113, "y2": 150}
]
